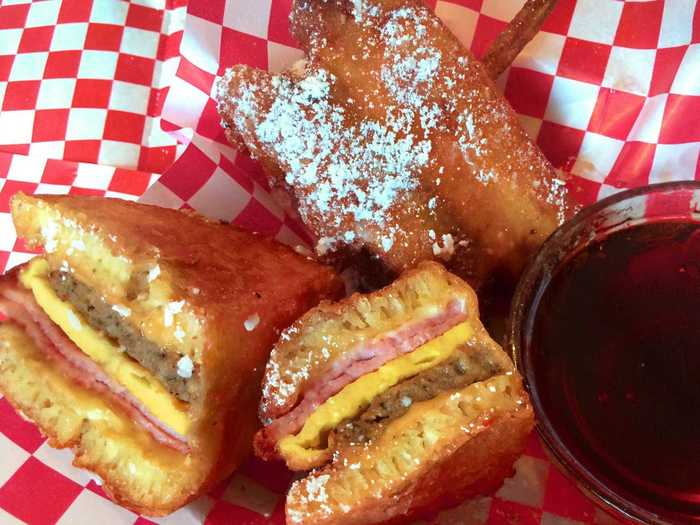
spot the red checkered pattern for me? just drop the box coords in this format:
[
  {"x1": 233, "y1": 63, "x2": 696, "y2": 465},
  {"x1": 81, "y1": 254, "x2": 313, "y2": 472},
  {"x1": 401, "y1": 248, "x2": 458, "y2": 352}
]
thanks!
[
  {"x1": 0, "y1": 0, "x2": 183, "y2": 171},
  {"x1": 1, "y1": 0, "x2": 699, "y2": 524}
]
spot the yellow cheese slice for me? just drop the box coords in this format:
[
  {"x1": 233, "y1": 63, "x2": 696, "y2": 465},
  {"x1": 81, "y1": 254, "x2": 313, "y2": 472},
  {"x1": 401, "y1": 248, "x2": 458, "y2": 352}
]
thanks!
[
  {"x1": 19, "y1": 258, "x2": 191, "y2": 436},
  {"x1": 278, "y1": 321, "x2": 473, "y2": 465}
]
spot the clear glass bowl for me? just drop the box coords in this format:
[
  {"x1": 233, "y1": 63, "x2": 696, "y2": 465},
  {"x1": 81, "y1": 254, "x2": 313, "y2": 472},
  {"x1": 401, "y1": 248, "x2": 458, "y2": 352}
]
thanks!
[{"x1": 508, "y1": 181, "x2": 700, "y2": 525}]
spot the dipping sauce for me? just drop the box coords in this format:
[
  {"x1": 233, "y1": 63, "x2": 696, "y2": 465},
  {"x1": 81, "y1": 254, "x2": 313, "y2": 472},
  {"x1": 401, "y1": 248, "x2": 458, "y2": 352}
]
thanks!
[{"x1": 528, "y1": 221, "x2": 700, "y2": 519}]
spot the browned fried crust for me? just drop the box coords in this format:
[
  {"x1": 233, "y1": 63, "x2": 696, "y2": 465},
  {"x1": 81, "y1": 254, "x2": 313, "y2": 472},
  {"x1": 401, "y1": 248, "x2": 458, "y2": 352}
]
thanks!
[
  {"x1": 482, "y1": 0, "x2": 559, "y2": 79},
  {"x1": 218, "y1": 0, "x2": 576, "y2": 295},
  {"x1": 286, "y1": 373, "x2": 534, "y2": 525},
  {"x1": 4, "y1": 194, "x2": 344, "y2": 515}
]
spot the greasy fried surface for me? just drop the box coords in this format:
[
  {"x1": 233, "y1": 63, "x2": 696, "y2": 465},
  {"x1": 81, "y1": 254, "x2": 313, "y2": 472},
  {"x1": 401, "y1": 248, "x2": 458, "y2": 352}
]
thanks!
[
  {"x1": 0, "y1": 323, "x2": 201, "y2": 516},
  {"x1": 286, "y1": 373, "x2": 534, "y2": 525},
  {"x1": 217, "y1": 0, "x2": 575, "y2": 290},
  {"x1": 6, "y1": 193, "x2": 344, "y2": 515},
  {"x1": 482, "y1": 0, "x2": 559, "y2": 79},
  {"x1": 258, "y1": 262, "x2": 477, "y2": 422}
]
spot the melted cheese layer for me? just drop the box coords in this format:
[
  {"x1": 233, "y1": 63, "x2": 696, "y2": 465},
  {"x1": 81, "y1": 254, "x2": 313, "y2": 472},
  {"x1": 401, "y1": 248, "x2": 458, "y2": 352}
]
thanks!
[
  {"x1": 20, "y1": 258, "x2": 191, "y2": 436},
  {"x1": 278, "y1": 321, "x2": 473, "y2": 465}
]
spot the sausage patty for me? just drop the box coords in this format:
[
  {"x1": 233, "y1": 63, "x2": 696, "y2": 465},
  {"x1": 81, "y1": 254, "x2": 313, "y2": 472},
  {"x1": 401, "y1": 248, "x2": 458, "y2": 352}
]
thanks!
[
  {"x1": 49, "y1": 271, "x2": 197, "y2": 402},
  {"x1": 335, "y1": 343, "x2": 507, "y2": 445}
]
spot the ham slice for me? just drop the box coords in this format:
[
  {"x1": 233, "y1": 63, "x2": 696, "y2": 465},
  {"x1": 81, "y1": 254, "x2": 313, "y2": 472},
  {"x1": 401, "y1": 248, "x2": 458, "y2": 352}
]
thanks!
[
  {"x1": 0, "y1": 272, "x2": 189, "y2": 453},
  {"x1": 257, "y1": 299, "x2": 468, "y2": 455}
]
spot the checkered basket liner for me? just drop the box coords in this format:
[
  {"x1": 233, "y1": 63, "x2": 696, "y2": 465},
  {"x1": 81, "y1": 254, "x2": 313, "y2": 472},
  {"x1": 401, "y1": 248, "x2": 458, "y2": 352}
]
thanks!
[{"x1": 0, "y1": 0, "x2": 698, "y2": 523}]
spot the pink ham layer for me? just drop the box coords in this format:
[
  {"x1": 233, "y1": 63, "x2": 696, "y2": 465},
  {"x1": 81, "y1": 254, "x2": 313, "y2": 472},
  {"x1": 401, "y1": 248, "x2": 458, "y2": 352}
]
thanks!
[
  {"x1": 256, "y1": 298, "x2": 468, "y2": 458},
  {"x1": 0, "y1": 273, "x2": 190, "y2": 453}
]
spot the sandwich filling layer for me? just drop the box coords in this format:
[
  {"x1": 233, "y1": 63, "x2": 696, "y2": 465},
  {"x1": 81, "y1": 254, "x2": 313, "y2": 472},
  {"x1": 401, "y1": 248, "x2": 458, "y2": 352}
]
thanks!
[
  {"x1": 49, "y1": 270, "x2": 196, "y2": 402},
  {"x1": 0, "y1": 258, "x2": 193, "y2": 451},
  {"x1": 278, "y1": 321, "x2": 484, "y2": 467},
  {"x1": 334, "y1": 341, "x2": 507, "y2": 446}
]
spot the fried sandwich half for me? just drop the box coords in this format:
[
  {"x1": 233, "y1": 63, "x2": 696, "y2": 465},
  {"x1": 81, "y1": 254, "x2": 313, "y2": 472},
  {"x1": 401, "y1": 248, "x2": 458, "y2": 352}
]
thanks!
[
  {"x1": 0, "y1": 193, "x2": 342, "y2": 516},
  {"x1": 255, "y1": 262, "x2": 534, "y2": 524},
  {"x1": 217, "y1": 0, "x2": 575, "y2": 291}
]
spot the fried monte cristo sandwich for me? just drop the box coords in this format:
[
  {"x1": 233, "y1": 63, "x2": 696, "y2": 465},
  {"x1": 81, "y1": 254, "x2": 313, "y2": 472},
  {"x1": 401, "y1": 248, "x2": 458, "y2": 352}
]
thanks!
[
  {"x1": 0, "y1": 194, "x2": 342, "y2": 515},
  {"x1": 217, "y1": 0, "x2": 575, "y2": 290},
  {"x1": 255, "y1": 262, "x2": 534, "y2": 524}
]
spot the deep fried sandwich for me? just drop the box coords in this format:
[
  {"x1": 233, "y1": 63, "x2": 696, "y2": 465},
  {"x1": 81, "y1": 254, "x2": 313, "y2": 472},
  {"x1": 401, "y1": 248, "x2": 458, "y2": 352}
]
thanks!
[
  {"x1": 0, "y1": 194, "x2": 343, "y2": 515},
  {"x1": 255, "y1": 262, "x2": 534, "y2": 524}
]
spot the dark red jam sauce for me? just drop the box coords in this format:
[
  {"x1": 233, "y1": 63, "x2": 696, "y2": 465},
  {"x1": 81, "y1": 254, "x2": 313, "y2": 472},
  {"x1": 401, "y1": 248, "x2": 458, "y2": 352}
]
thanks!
[{"x1": 527, "y1": 221, "x2": 700, "y2": 520}]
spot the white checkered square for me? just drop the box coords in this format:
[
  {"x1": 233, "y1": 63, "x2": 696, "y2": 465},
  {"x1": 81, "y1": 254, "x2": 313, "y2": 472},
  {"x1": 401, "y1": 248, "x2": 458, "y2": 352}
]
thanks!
[
  {"x1": 435, "y1": 1, "x2": 479, "y2": 51},
  {"x1": 5, "y1": 251, "x2": 35, "y2": 271},
  {"x1": 28, "y1": 141, "x2": 66, "y2": 160},
  {"x1": 89, "y1": 0, "x2": 129, "y2": 26},
  {"x1": 658, "y1": 0, "x2": 694, "y2": 48},
  {"x1": 77, "y1": 49, "x2": 118, "y2": 79},
  {"x1": 495, "y1": 456, "x2": 550, "y2": 508},
  {"x1": 49, "y1": 23, "x2": 88, "y2": 51},
  {"x1": 481, "y1": 0, "x2": 524, "y2": 22},
  {"x1": 9, "y1": 52, "x2": 48, "y2": 81},
  {"x1": 7, "y1": 155, "x2": 47, "y2": 182},
  {"x1": 517, "y1": 114, "x2": 543, "y2": 141},
  {"x1": 627, "y1": 94, "x2": 667, "y2": 143},
  {"x1": 65, "y1": 108, "x2": 108, "y2": 140},
  {"x1": 139, "y1": 181, "x2": 185, "y2": 209},
  {"x1": 109, "y1": 80, "x2": 150, "y2": 114},
  {"x1": 0, "y1": 28, "x2": 22, "y2": 55},
  {"x1": 267, "y1": 41, "x2": 304, "y2": 74},
  {"x1": 0, "y1": 214, "x2": 17, "y2": 252},
  {"x1": 275, "y1": 223, "x2": 306, "y2": 248},
  {"x1": 56, "y1": 490, "x2": 137, "y2": 525},
  {"x1": 161, "y1": 75, "x2": 210, "y2": 129},
  {"x1": 514, "y1": 31, "x2": 566, "y2": 76},
  {"x1": 25, "y1": 1, "x2": 60, "y2": 28},
  {"x1": 649, "y1": 143, "x2": 700, "y2": 184},
  {"x1": 671, "y1": 45, "x2": 700, "y2": 96},
  {"x1": 436, "y1": 497, "x2": 492, "y2": 524},
  {"x1": 597, "y1": 183, "x2": 626, "y2": 201},
  {"x1": 223, "y1": 0, "x2": 272, "y2": 39},
  {"x1": 97, "y1": 140, "x2": 142, "y2": 168},
  {"x1": 35, "y1": 182, "x2": 73, "y2": 195},
  {"x1": 602, "y1": 47, "x2": 656, "y2": 96},
  {"x1": 188, "y1": 167, "x2": 251, "y2": 221},
  {"x1": 36, "y1": 78, "x2": 77, "y2": 109},
  {"x1": 73, "y1": 161, "x2": 115, "y2": 190},
  {"x1": 181, "y1": 14, "x2": 222, "y2": 74},
  {"x1": 568, "y1": 0, "x2": 623, "y2": 45},
  {"x1": 0, "y1": 110, "x2": 35, "y2": 144},
  {"x1": 544, "y1": 76, "x2": 599, "y2": 130},
  {"x1": 34, "y1": 443, "x2": 93, "y2": 486},
  {"x1": 121, "y1": 27, "x2": 160, "y2": 58}
]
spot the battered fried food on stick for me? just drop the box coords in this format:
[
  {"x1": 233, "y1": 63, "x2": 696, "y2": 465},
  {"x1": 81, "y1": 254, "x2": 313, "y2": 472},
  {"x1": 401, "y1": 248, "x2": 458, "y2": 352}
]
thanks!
[
  {"x1": 217, "y1": 0, "x2": 575, "y2": 292},
  {"x1": 254, "y1": 262, "x2": 533, "y2": 524},
  {"x1": 0, "y1": 194, "x2": 343, "y2": 516},
  {"x1": 482, "y1": 0, "x2": 559, "y2": 79}
]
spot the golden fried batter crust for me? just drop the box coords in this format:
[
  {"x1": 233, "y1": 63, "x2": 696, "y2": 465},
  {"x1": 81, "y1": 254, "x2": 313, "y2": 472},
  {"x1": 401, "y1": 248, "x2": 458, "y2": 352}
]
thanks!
[
  {"x1": 286, "y1": 373, "x2": 534, "y2": 525},
  {"x1": 217, "y1": 0, "x2": 576, "y2": 291}
]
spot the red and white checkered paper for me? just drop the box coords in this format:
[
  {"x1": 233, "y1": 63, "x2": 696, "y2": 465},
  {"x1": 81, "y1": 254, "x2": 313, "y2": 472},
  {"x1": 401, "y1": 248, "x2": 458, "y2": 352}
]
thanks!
[{"x1": 0, "y1": 0, "x2": 698, "y2": 524}]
